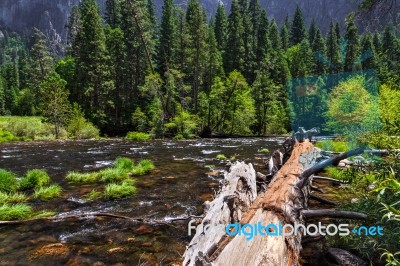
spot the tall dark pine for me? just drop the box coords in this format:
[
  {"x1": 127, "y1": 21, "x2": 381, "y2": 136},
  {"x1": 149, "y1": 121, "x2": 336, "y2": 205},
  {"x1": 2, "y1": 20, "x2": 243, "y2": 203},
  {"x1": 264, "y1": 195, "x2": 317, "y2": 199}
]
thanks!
[
  {"x1": 308, "y1": 19, "x2": 317, "y2": 46},
  {"x1": 105, "y1": 0, "x2": 121, "y2": 27},
  {"x1": 312, "y1": 28, "x2": 326, "y2": 75},
  {"x1": 214, "y1": 4, "x2": 228, "y2": 52},
  {"x1": 280, "y1": 24, "x2": 289, "y2": 50},
  {"x1": 344, "y1": 16, "x2": 360, "y2": 72},
  {"x1": 290, "y1": 6, "x2": 307, "y2": 45},
  {"x1": 269, "y1": 19, "x2": 281, "y2": 51},
  {"x1": 255, "y1": 10, "x2": 269, "y2": 65},
  {"x1": 361, "y1": 34, "x2": 376, "y2": 70},
  {"x1": 158, "y1": 0, "x2": 177, "y2": 74},
  {"x1": 326, "y1": 21, "x2": 341, "y2": 73},
  {"x1": 224, "y1": 0, "x2": 245, "y2": 73}
]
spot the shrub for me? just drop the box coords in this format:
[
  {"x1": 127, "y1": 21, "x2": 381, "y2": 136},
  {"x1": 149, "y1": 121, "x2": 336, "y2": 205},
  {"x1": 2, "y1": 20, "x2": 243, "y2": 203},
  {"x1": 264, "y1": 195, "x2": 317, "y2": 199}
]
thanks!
[
  {"x1": 114, "y1": 157, "x2": 134, "y2": 171},
  {"x1": 315, "y1": 140, "x2": 348, "y2": 152},
  {"x1": 126, "y1": 131, "x2": 151, "y2": 141},
  {"x1": 104, "y1": 182, "x2": 136, "y2": 199},
  {"x1": 1, "y1": 117, "x2": 52, "y2": 140},
  {"x1": 0, "y1": 203, "x2": 32, "y2": 220},
  {"x1": 19, "y1": 169, "x2": 50, "y2": 190},
  {"x1": 0, "y1": 169, "x2": 18, "y2": 193},
  {"x1": 131, "y1": 160, "x2": 155, "y2": 176},
  {"x1": 34, "y1": 184, "x2": 61, "y2": 200},
  {"x1": 216, "y1": 154, "x2": 227, "y2": 160},
  {"x1": 66, "y1": 172, "x2": 100, "y2": 183},
  {"x1": 0, "y1": 192, "x2": 28, "y2": 204},
  {"x1": 99, "y1": 168, "x2": 129, "y2": 182},
  {"x1": 0, "y1": 129, "x2": 18, "y2": 142}
]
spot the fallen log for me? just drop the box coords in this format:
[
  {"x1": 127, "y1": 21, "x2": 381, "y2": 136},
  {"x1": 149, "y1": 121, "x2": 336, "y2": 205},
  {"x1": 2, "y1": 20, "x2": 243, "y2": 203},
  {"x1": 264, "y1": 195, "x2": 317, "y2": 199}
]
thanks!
[
  {"x1": 302, "y1": 209, "x2": 367, "y2": 220},
  {"x1": 312, "y1": 175, "x2": 348, "y2": 184}
]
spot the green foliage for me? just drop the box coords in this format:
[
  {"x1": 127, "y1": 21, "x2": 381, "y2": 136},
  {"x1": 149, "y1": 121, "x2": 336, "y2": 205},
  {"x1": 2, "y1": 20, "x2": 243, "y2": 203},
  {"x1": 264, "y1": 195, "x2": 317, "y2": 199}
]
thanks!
[
  {"x1": 34, "y1": 184, "x2": 61, "y2": 200},
  {"x1": 99, "y1": 168, "x2": 129, "y2": 182},
  {"x1": 216, "y1": 154, "x2": 227, "y2": 160},
  {"x1": 315, "y1": 140, "x2": 348, "y2": 152},
  {"x1": 131, "y1": 160, "x2": 155, "y2": 176},
  {"x1": 259, "y1": 148, "x2": 269, "y2": 153},
  {"x1": 66, "y1": 172, "x2": 100, "y2": 183},
  {"x1": 114, "y1": 157, "x2": 134, "y2": 171},
  {"x1": 0, "y1": 116, "x2": 55, "y2": 140},
  {"x1": 0, "y1": 169, "x2": 18, "y2": 193},
  {"x1": 104, "y1": 181, "x2": 136, "y2": 199},
  {"x1": 0, "y1": 128, "x2": 18, "y2": 142},
  {"x1": 379, "y1": 84, "x2": 400, "y2": 135},
  {"x1": 358, "y1": 132, "x2": 400, "y2": 149},
  {"x1": 67, "y1": 103, "x2": 100, "y2": 139},
  {"x1": 0, "y1": 192, "x2": 28, "y2": 204},
  {"x1": 85, "y1": 189, "x2": 102, "y2": 200},
  {"x1": 33, "y1": 211, "x2": 58, "y2": 219},
  {"x1": 126, "y1": 131, "x2": 151, "y2": 141},
  {"x1": 0, "y1": 203, "x2": 32, "y2": 221},
  {"x1": 19, "y1": 169, "x2": 50, "y2": 190},
  {"x1": 164, "y1": 108, "x2": 199, "y2": 138}
]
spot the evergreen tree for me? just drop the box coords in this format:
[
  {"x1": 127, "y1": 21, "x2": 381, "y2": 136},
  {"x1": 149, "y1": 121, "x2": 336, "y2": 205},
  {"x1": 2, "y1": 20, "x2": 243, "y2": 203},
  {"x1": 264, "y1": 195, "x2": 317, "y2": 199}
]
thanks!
[
  {"x1": 0, "y1": 76, "x2": 5, "y2": 115},
  {"x1": 335, "y1": 22, "x2": 341, "y2": 44},
  {"x1": 312, "y1": 28, "x2": 326, "y2": 75},
  {"x1": 382, "y1": 26, "x2": 396, "y2": 58},
  {"x1": 287, "y1": 39, "x2": 313, "y2": 78},
  {"x1": 255, "y1": 10, "x2": 269, "y2": 65},
  {"x1": 214, "y1": 4, "x2": 228, "y2": 51},
  {"x1": 344, "y1": 15, "x2": 360, "y2": 72},
  {"x1": 73, "y1": 0, "x2": 113, "y2": 126},
  {"x1": 105, "y1": 0, "x2": 121, "y2": 27},
  {"x1": 361, "y1": 34, "x2": 376, "y2": 70},
  {"x1": 280, "y1": 24, "x2": 290, "y2": 50},
  {"x1": 308, "y1": 19, "x2": 317, "y2": 46},
  {"x1": 290, "y1": 6, "x2": 307, "y2": 45},
  {"x1": 373, "y1": 32, "x2": 381, "y2": 54},
  {"x1": 269, "y1": 19, "x2": 281, "y2": 50},
  {"x1": 224, "y1": 0, "x2": 245, "y2": 72},
  {"x1": 158, "y1": 0, "x2": 178, "y2": 73},
  {"x1": 326, "y1": 21, "x2": 341, "y2": 73}
]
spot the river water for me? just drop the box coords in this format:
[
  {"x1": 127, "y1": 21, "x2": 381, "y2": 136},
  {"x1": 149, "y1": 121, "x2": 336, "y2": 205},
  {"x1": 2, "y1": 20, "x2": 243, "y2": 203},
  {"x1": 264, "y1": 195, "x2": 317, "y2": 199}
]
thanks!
[{"x1": 0, "y1": 138, "x2": 282, "y2": 265}]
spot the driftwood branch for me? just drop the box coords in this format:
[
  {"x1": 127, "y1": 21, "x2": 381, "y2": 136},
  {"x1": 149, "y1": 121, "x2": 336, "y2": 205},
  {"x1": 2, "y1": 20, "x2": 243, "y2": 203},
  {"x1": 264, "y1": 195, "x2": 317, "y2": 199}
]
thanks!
[
  {"x1": 310, "y1": 194, "x2": 337, "y2": 206},
  {"x1": 312, "y1": 176, "x2": 348, "y2": 184},
  {"x1": 302, "y1": 209, "x2": 367, "y2": 220}
]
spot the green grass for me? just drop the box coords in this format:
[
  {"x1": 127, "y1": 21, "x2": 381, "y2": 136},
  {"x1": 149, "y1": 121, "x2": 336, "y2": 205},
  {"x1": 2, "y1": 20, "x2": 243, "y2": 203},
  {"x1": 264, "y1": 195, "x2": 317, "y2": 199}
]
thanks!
[
  {"x1": 32, "y1": 211, "x2": 58, "y2": 218},
  {"x1": 66, "y1": 171, "x2": 100, "y2": 183},
  {"x1": 114, "y1": 157, "x2": 134, "y2": 171},
  {"x1": 0, "y1": 203, "x2": 32, "y2": 220},
  {"x1": 85, "y1": 190, "x2": 102, "y2": 200},
  {"x1": 0, "y1": 169, "x2": 18, "y2": 193},
  {"x1": 259, "y1": 148, "x2": 269, "y2": 153},
  {"x1": 99, "y1": 168, "x2": 129, "y2": 182},
  {"x1": 0, "y1": 116, "x2": 56, "y2": 141},
  {"x1": 131, "y1": 160, "x2": 155, "y2": 176},
  {"x1": 34, "y1": 184, "x2": 61, "y2": 200},
  {"x1": 19, "y1": 169, "x2": 50, "y2": 190},
  {"x1": 104, "y1": 181, "x2": 137, "y2": 199},
  {"x1": 0, "y1": 192, "x2": 28, "y2": 204},
  {"x1": 126, "y1": 131, "x2": 151, "y2": 141},
  {"x1": 0, "y1": 129, "x2": 19, "y2": 142},
  {"x1": 216, "y1": 154, "x2": 227, "y2": 160},
  {"x1": 315, "y1": 139, "x2": 348, "y2": 152}
]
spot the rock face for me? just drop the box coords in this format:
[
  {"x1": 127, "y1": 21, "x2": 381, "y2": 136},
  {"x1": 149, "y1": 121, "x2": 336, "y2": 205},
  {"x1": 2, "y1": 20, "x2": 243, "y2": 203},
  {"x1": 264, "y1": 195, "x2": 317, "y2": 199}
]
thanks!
[{"x1": 0, "y1": 0, "x2": 357, "y2": 40}]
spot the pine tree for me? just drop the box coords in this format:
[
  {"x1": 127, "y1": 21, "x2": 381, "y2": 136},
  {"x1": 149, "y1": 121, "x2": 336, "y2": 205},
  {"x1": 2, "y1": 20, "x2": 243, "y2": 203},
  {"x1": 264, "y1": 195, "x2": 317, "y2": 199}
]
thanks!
[
  {"x1": 105, "y1": 0, "x2": 121, "y2": 27},
  {"x1": 312, "y1": 28, "x2": 326, "y2": 75},
  {"x1": 214, "y1": 4, "x2": 228, "y2": 51},
  {"x1": 158, "y1": 0, "x2": 178, "y2": 73},
  {"x1": 373, "y1": 32, "x2": 381, "y2": 54},
  {"x1": 344, "y1": 15, "x2": 360, "y2": 72},
  {"x1": 308, "y1": 19, "x2": 317, "y2": 46},
  {"x1": 361, "y1": 34, "x2": 376, "y2": 70},
  {"x1": 224, "y1": 0, "x2": 245, "y2": 73},
  {"x1": 255, "y1": 10, "x2": 269, "y2": 65},
  {"x1": 382, "y1": 26, "x2": 396, "y2": 58},
  {"x1": 67, "y1": 6, "x2": 81, "y2": 56},
  {"x1": 280, "y1": 24, "x2": 290, "y2": 50},
  {"x1": 269, "y1": 19, "x2": 281, "y2": 50},
  {"x1": 326, "y1": 21, "x2": 341, "y2": 73},
  {"x1": 74, "y1": 0, "x2": 113, "y2": 126},
  {"x1": 0, "y1": 76, "x2": 5, "y2": 115},
  {"x1": 335, "y1": 22, "x2": 341, "y2": 44},
  {"x1": 290, "y1": 6, "x2": 307, "y2": 45}
]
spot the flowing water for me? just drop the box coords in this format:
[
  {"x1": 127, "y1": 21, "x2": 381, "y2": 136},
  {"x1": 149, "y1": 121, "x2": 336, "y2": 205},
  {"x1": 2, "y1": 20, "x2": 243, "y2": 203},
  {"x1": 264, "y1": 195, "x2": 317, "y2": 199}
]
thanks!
[{"x1": 0, "y1": 138, "x2": 282, "y2": 265}]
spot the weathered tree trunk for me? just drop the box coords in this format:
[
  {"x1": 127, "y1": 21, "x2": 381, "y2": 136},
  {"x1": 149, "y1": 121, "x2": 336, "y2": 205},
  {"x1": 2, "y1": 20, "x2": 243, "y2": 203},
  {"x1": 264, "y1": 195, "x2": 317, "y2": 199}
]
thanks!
[{"x1": 183, "y1": 140, "x2": 321, "y2": 265}]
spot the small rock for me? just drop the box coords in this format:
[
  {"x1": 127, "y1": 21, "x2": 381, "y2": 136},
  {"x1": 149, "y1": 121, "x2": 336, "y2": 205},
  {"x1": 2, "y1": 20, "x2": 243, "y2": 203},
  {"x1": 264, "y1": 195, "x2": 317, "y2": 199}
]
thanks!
[
  {"x1": 367, "y1": 182, "x2": 377, "y2": 191},
  {"x1": 92, "y1": 262, "x2": 106, "y2": 266},
  {"x1": 107, "y1": 247, "x2": 125, "y2": 253},
  {"x1": 351, "y1": 198, "x2": 359, "y2": 204},
  {"x1": 134, "y1": 224, "x2": 154, "y2": 234}
]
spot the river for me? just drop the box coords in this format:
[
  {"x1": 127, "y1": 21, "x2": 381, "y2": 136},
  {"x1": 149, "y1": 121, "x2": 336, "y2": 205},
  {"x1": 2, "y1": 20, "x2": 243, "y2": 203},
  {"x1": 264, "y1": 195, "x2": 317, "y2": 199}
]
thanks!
[{"x1": 0, "y1": 138, "x2": 282, "y2": 265}]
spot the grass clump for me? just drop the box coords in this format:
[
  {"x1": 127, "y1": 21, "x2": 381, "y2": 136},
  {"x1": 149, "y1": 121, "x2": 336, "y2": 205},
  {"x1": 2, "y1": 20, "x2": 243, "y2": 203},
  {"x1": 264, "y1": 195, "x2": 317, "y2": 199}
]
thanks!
[
  {"x1": 85, "y1": 190, "x2": 102, "y2": 200},
  {"x1": 131, "y1": 159, "x2": 155, "y2": 176},
  {"x1": 100, "y1": 168, "x2": 129, "y2": 182},
  {"x1": 259, "y1": 148, "x2": 269, "y2": 153},
  {"x1": 315, "y1": 139, "x2": 348, "y2": 152},
  {"x1": 0, "y1": 192, "x2": 28, "y2": 204},
  {"x1": 126, "y1": 131, "x2": 151, "y2": 141},
  {"x1": 216, "y1": 154, "x2": 227, "y2": 160},
  {"x1": 33, "y1": 211, "x2": 57, "y2": 218},
  {"x1": 0, "y1": 203, "x2": 32, "y2": 220},
  {"x1": 66, "y1": 172, "x2": 100, "y2": 183},
  {"x1": 19, "y1": 169, "x2": 50, "y2": 190},
  {"x1": 114, "y1": 157, "x2": 134, "y2": 171},
  {"x1": 104, "y1": 181, "x2": 137, "y2": 199},
  {"x1": 34, "y1": 184, "x2": 61, "y2": 200},
  {"x1": 0, "y1": 169, "x2": 18, "y2": 193}
]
